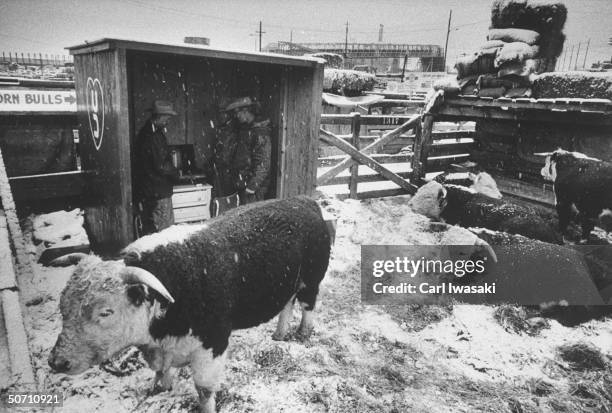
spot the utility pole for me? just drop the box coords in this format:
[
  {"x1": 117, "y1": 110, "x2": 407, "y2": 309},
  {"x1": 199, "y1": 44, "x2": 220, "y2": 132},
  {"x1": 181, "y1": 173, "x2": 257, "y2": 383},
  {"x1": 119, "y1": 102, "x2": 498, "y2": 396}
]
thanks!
[
  {"x1": 574, "y1": 42, "x2": 581, "y2": 70},
  {"x1": 344, "y1": 21, "x2": 349, "y2": 65},
  {"x1": 256, "y1": 21, "x2": 265, "y2": 52},
  {"x1": 401, "y1": 53, "x2": 408, "y2": 82},
  {"x1": 443, "y1": 10, "x2": 452, "y2": 73},
  {"x1": 582, "y1": 38, "x2": 590, "y2": 69},
  {"x1": 290, "y1": 30, "x2": 293, "y2": 44}
]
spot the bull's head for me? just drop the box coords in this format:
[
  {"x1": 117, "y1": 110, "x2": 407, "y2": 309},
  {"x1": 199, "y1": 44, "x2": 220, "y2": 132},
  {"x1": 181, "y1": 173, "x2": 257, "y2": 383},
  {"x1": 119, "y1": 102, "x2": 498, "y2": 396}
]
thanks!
[
  {"x1": 468, "y1": 172, "x2": 502, "y2": 199},
  {"x1": 538, "y1": 148, "x2": 602, "y2": 182},
  {"x1": 409, "y1": 181, "x2": 448, "y2": 220},
  {"x1": 537, "y1": 151, "x2": 558, "y2": 182},
  {"x1": 48, "y1": 254, "x2": 174, "y2": 374}
]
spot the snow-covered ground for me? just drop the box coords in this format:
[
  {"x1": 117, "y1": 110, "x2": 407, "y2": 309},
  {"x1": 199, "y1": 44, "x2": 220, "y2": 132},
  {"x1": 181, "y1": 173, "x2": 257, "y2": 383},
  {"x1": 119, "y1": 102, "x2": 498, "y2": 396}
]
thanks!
[{"x1": 17, "y1": 195, "x2": 612, "y2": 412}]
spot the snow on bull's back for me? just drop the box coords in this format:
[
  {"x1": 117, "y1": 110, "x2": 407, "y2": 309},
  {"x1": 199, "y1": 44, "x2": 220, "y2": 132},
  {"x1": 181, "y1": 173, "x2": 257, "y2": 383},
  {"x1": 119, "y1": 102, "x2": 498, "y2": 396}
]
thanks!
[{"x1": 122, "y1": 222, "x2": 208, "y2": 258}]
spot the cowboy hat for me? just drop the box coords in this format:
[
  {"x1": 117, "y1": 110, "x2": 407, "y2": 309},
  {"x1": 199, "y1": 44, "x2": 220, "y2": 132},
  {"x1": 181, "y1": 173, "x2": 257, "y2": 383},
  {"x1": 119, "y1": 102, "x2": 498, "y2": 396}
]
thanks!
[
  {"x1": 223, "y1": 96, "x2": 254, "y2": 112},
  {"x1": 150, "y1": 100, "x2": 177, "y2": 116}
]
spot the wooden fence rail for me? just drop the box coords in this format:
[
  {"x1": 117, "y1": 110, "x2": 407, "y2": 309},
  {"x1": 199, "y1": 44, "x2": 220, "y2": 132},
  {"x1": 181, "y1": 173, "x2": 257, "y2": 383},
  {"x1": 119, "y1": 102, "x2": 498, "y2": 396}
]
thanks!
[
  {"x1": 318, "y1": 111, "x2": 475, "y2": 199},
  {"x1": 319, "y1": 113, "x2": 420, "y2": 198}
]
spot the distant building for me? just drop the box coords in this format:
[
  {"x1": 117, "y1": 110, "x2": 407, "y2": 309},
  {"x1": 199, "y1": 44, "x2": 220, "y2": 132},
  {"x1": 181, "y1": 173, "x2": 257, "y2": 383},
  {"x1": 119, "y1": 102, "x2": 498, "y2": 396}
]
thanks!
[
  {"x1": 184, "y1": 37, "x2": 210, "y2": 46},
  {"x1": 264, "y1": 41, "x2": 445, "y2": 73}
]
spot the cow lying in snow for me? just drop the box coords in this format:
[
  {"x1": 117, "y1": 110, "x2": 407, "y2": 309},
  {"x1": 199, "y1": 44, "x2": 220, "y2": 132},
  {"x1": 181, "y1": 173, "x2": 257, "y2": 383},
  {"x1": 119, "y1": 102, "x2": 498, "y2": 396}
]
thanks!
[
  {"x1": 471, "y1": 228, "x2": 612, "y2": 323},
  {"x1": 540, "y1": 149, "x2": 612, "y2": 240},
  {"x1": 48, "y1": 196, "x2": 331, "y2": 413},
  {"x1": 434, "y1": 171, "x2": 503, "y2": 199},
  {"x1": 410, "y1": 180, "x2": 563, "y2": 244}
]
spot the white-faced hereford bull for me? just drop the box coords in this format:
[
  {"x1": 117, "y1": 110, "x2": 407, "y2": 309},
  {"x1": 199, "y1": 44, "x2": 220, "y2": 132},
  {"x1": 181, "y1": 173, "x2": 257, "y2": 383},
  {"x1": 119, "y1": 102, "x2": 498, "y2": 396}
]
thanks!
[
  {"x1": 540, "y1": 149, "x2": 612, "y2": 240},
  {"x1": 48, "y1": 196, "x2": 331, "y2": 413}
]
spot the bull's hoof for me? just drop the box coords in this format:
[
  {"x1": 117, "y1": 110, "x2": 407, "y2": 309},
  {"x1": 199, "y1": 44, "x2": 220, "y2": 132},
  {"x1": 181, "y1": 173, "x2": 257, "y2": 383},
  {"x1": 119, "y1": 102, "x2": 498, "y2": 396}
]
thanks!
[
  {"x1": 148, "y1": 383, "x2": 171, "y2": 396},
  {"x1": 296, "y1": 327, "x2": 314, "y2": 341},
  {"x1": 271, "y1": 331, "x2": 288, "y2": 341},
  {"x1": 149, "y1": 371, "x2": 173, "y2": 394}
]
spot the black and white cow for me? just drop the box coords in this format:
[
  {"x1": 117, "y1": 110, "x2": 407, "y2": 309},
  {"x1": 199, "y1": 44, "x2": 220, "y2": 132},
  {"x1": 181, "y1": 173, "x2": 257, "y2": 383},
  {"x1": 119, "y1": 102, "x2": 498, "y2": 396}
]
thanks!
[
  {"x1": 540, "y1": 149, "x2": 612, "y2": 240},
  {"x1": 410, "y1": 181, "x2": 563, "y2": 244},
  {"x1": 47, "y1": 196, "x2": 331, "y2": 413}
]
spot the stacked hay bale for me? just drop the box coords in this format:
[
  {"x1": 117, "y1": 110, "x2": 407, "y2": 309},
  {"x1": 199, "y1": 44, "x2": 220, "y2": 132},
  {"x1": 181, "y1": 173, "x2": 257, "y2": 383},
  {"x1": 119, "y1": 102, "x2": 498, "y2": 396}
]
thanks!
[
  {"x1": 323, "y1": 68, "x2": 376, "y2": 97},
  {"x1": 532, "y1": 71, "x2": 612, "y2": 99},
  {"x1": 491, "y1": 0, "x2": 567, "y2": 73},
  {"x1": 438, "y1": 0, "x2": 567, "y2": 99},
  {"x1": 307, "y1": 52, "x2": 344, "y2": 69}
]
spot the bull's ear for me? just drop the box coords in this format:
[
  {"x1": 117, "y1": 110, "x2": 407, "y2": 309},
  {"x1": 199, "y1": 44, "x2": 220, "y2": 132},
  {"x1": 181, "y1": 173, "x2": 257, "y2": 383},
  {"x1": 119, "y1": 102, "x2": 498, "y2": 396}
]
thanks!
[
  {"x1": 437, "y1": 187, "x2": 447, "y2": 200},
  {"x1": 127, "y1": 284, "x2": 148, "y2": 307}
]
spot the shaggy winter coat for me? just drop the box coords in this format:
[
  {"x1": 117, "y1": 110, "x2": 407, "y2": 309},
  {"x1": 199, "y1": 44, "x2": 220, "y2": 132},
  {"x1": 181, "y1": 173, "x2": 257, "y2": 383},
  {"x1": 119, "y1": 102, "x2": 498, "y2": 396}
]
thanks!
[
  {"x1": 441, "y1": 185, "x2": 562, "y2": 244},
  {"x1": 123, "y1": 196, "x2": 331, "y2": 356}
]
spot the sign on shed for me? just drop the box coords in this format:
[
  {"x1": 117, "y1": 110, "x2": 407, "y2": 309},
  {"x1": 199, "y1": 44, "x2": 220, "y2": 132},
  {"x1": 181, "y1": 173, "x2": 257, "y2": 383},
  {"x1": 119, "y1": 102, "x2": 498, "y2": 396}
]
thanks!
[{"x1": 0, "y1": 89, "x2": 77, "y2": 112}]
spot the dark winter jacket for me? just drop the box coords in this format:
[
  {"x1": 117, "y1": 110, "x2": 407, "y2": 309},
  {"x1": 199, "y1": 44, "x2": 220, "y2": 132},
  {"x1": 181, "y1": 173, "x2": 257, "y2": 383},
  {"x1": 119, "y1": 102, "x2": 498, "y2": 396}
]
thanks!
[
  {"x1": 214, "y1": 119, "x2": 272, "y2": 199},
  {"x1": 134, "y1": 120, "x2": 179, "y2": 200}
]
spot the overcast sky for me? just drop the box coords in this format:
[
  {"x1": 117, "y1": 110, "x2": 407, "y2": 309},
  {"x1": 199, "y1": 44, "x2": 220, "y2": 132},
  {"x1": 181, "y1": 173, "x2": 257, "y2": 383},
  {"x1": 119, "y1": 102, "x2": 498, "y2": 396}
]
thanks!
[{"x1": 1, "y1": 0, "x2": 611, "y2": 68}]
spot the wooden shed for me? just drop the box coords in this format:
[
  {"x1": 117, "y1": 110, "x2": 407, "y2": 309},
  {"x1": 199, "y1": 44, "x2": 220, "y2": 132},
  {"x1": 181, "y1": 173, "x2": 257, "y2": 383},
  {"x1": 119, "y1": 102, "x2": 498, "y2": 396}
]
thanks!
[
  {"x1": 67, "y1": 38, "x2": 324, "y2": 253},
  {"x1": 411, "y1": 94, "x2": 612, "y2": 205}
]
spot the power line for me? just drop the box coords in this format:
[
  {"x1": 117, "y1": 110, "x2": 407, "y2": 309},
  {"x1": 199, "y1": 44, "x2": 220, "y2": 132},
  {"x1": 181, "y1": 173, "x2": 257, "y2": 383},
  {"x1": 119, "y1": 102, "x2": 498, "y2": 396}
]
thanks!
[
  {"x1": 118, "y1": 0, "x2": 488, "y2": 37},
  {"x1": 121, "y1": 0, "x2": 250, "y2": 25},
  {"x1": 453, "y1": 19, "x2": 490, "y2": 30},
  {"x1": 0, "y1": 32, "x2": 58, "y2": 47}
]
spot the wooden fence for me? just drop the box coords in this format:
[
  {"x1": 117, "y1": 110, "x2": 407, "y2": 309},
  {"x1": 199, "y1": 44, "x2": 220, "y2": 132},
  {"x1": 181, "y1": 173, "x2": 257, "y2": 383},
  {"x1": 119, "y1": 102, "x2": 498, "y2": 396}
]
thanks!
[
  {"x1": 317, "y1": 112, "x2": 475, "y2": 199},
  {"x1": 1, "y1": 52, "x2": 73, "y2": 66}
]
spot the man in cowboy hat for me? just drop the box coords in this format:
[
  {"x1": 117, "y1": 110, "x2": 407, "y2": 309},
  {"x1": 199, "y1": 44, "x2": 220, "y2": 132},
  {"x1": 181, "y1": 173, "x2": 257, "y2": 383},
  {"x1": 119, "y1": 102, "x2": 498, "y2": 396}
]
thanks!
[
  {"x1": 213, "y1": 96, "x2": 272, "y2": 205},
  {"x1": 133, "y1": 100, "x2": 180, "y2": 235}
]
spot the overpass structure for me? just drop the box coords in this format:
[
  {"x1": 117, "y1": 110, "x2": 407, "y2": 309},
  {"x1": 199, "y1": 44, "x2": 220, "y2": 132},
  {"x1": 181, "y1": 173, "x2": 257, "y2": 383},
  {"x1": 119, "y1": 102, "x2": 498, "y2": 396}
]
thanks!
[{"x1": 265, "y1": 41, "x2": 445, "y2": 72}]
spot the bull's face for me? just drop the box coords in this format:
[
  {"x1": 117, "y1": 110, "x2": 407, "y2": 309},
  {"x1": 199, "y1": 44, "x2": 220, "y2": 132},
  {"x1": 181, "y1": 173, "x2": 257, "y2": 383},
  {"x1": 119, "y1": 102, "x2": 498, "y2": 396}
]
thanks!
[
  {"x1": 469, "y1": 172, "x2": 502, "y2": 199},
  {"x1": 48, "y1": 256, "x2": 173, "y2": 374},
  {"x1": 409, "y1": 181, "x2": 447, "y2": 220},
  {"x1": 540, "y1": 154, "x2": 557, "y2": 182}
]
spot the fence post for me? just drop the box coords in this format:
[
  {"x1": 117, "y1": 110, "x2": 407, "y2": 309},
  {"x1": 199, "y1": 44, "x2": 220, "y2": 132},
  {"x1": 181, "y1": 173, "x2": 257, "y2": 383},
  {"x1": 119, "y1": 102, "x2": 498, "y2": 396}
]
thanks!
[
  {"x1": 349, "y1": 112, "x2": 361, "y2": 199},
  {"x1": 411, "y1": 114, "x2": 434, "y2": 184}
]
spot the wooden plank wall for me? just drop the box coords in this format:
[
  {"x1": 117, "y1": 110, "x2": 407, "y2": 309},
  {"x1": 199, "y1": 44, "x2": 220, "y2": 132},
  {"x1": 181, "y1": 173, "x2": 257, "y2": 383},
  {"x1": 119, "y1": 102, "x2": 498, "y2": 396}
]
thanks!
[
  {"x1": 75, "y1": 49, "x2": 131, "y2": 252},
  {"x1": 280, "y1": 64, "x2": 323, "y2": 198},
  {"x1": 129, "y1": 52, "x2": 188, "y2": 146},
  {"x1": 0, "y1": 115, "x2": 77, "y2": 176},
  {"x1": 473, "y1": 119, "x2": 612, "y2": 182}
]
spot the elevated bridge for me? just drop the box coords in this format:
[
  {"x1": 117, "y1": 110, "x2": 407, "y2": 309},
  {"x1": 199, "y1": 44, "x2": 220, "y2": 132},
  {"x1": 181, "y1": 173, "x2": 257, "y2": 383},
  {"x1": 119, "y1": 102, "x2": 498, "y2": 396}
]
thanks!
[
  {"x1": 265, "y1": 42, "x2": 445, "y2": 72},
  {"x1": 266, "y1": 42, "x2": 443, "y2": 59}
]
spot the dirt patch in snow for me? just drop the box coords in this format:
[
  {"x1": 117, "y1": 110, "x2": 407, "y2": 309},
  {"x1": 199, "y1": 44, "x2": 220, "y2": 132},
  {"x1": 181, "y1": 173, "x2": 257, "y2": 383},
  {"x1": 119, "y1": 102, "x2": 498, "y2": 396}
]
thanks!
[{"x1": 13, "y1": 196, "x2": 612, "y2": 412}]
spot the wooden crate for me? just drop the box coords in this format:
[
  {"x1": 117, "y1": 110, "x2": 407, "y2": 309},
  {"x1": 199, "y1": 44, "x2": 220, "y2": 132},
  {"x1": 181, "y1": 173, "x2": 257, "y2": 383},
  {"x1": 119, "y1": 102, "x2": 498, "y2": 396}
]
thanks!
[{"x1": 172, "y1": 184, "x2": 212, "y2": 223}]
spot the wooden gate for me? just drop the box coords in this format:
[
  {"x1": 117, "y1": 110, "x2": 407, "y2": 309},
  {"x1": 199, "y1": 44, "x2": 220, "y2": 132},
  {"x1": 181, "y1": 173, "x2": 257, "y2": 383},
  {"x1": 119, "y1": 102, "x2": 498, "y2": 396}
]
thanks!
[
  {"x1": 317, "y1": 112, "x2": 475, "y2": 199},
  {"x1": 318, "y1": 113, "x2": 420, "y2": 199}
]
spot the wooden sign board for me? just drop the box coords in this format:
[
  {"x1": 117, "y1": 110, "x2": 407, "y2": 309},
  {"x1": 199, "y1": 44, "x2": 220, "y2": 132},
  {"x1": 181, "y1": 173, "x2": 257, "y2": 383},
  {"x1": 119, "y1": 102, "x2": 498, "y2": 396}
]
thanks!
[{"x1": 0, "y1": 88, "x2": 76, "y2": 112}]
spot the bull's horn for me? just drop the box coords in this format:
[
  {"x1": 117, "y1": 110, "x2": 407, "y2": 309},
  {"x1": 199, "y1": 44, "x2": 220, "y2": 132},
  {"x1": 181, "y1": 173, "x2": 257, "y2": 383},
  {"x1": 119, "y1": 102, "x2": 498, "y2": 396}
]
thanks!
[
  {"x1": 49, "y1": 252, "x2": 90, "y2": 267},
  {"x1": 120, "y1": 267, "x2": 175, "y2": 304},
  {"x1": 475, "y1": 239, "x2": 497, "y2": 263},
  {"x1": 533, "y1": 152, "x2": 552, "y2": 157}
]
